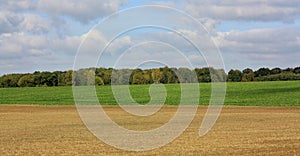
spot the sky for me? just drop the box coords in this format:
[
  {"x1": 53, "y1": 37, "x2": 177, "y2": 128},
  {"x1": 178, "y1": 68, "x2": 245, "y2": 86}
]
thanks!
[{"x1": 0, "y1": 0, "x2": 300, "y2": 75}]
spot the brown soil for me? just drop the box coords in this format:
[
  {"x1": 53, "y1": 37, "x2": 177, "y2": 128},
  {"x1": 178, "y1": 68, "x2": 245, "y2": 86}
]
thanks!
[{"x1": 0, "y1": 105, "x2": 299, "y2": 155}]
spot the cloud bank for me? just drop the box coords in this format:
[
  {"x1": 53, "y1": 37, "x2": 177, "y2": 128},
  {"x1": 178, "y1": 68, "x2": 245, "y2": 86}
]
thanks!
[{"x1": 0, "y1": 0, "x2": 299, "y2": 75}]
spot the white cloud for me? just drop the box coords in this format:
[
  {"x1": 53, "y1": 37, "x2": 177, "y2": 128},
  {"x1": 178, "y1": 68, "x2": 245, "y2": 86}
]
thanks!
[
  {"x1": 0, "y1": 32, "x2": 84, "y2": 74},
  {"x1": 36, "y1": 0, "x2": 128, "y2": 23},
  {"x1": 111, "y1": 41, "x2": 196, "y2": 68},
  {"x1": 216, "y1": 27, "x2": 300, "y2": 54},
  {"x1": 0, "y1": 32, "x2": 48, "y2": 58},
  {"x1": 99, "y1": 29, "x2": 216, "y2": 68},
  {"x1": 184, "y1": 0, "x2": 300, "y2": 22},
  {"x1": 0, "y1": 0, "x2": 300, "y2": 75},
  {"x1": 214, "y1": 26, "x2": 300, "y2": 70},
  {"x1": 110, "y1": 24, "x2": 299, "y2": 70},
  {"x1": 20, "y1": 14, "x2": 50, "y2": 33},
  {"x1": 80, "y1": 30, "x2": 107, "y2": 53},
  {"x1": 0, "y1": 11, "x2": 23, "y2": 34},
  {"x1": 1, "y1": 1, "x2": 200, "y2": 75},
  {"x1": 0, "y1": 0, "x2": 33, "y2": 11},
  {"x1": 107, "y1": 36, "x2": 133, "y2": 56},
  {"x1": 0, "y1": 10, "x2": 51, "y2": 34},
  {"x1": 51, "y1": 35, "x2": 82, "y2": 55}
]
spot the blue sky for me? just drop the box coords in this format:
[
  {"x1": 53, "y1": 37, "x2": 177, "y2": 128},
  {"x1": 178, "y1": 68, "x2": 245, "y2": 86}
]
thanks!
[{"x1": 0, "y1": 0, "x2": 300, "y2": 75}]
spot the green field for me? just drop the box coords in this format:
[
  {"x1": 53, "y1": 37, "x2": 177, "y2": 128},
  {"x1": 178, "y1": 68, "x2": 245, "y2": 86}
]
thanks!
[{"x1": 0, "y1": 81, "x2": 299, "y2": 106}]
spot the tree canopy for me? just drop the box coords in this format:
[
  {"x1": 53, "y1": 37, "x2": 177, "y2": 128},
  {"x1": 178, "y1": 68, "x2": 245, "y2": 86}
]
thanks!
[{"x1": 0, "y1": 66, "x2": 299, "y2": 88}]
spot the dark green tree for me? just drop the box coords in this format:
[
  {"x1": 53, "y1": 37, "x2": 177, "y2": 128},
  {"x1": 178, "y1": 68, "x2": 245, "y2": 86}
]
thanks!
[
  {"x1": 242, "y1": 68, "x2": 255, "y2": 82},
  {"x1": 195, "y1": 67, "x2": 211, "y2": 82},
  {"x1": 271, "y1": 67, "x2": 282, "y2": 75},
  {"x1": 293, "y1": 67, "x2": 300, "y2": 74},
  {"x1": 228, "y1": 69, "x2": 242, "y2": 82},
  {"x1": 18, "y1": 75, "x2": 35, "y2": 87},
  {"x1": 283, "y1": 68, "x2": 293, "y2": 73},
  {"x1": 255, "y1": 68, "x2": 271, "y2": 77},
  {"x1": 1, "y1": 74, "x2": 21, "y2": 87}
]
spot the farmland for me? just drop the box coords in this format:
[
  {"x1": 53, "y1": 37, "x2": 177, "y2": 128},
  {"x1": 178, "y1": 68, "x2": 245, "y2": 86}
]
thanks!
[
  {"x1": 0, "y1": 81, "x2": 299, "y2": 155},
  {"x1": 0, "y1": 81, "x2": 299, "y2": 106},
  {"x1": 0, "y1": 105, "x2": 299, "y2": 155}
]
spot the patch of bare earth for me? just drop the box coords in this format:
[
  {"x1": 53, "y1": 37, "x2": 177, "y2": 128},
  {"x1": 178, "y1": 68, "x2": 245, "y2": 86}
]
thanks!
[{"x1": 0, "y1": 105, "x2": 299, "y2": 155}]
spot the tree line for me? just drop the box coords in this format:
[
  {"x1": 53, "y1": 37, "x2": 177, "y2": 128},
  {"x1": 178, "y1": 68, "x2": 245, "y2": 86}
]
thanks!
[{"x1": 0, "y1": 66, "x2": 299, "y2": 88}]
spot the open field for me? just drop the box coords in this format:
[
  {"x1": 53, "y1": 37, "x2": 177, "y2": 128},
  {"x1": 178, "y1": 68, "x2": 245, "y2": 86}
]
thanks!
[
  {"x1": 1, "y1": 81, "x2": 299, "y2": 154},
  {"x1": 0, "y1": 105, "x2": 299, "y2": 155},
  {"x1": 0, "y1": 81, "x2": 300, "y2": 106}
]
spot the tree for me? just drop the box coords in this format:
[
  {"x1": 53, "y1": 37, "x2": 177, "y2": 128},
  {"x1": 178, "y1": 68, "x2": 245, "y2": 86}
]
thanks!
[
  {"x1": 57, "y1": 71, "x2": 66, "y2": 86},
  {"x1": 167, "y1": 68, "x2": 178, "y2": 83},
  {"x1": 195, "y1": 67, "x2": 211, "y2": 82},
  {"x1": 151, "y1": 68, "x2": 162, "y2": 83},
  {"x1": 1, "y1": 74, "x2": 21, "y2": 87},
  {"x1": 283, "y1": 68, "x2": 293, "y2": 73},
  {"x1": 293, "y1": 67, "x2": 300, "y2": 74},
  {"x1": 159, "y1": 66, "x2": 177, "y2": 84},
  {"x1": 0, "y1": 77, "x2": 3, "y2": 87},
  {"x1": 271, "y1": 67, "x2": 282, "y2": 75},
  {"x1": 177, "y1": 68, "x2": 197, "y2": 83},
  {"x1": 87, "y1": 69, "x2": 96, "y2": 86},
  {"x1": 64, "y1": 70, "x2": 73, "y2": 86},
  {"x1": 73, "y1": 69, "x2": 89, "y2": 86},
  {"x1": 2, "y1": 66, "x2": 300, "y2": 88},
  {"x1": 96, "y1": 68, "x2": 112, "y2": 85},
  {"x1": 111, "y1": 69, "x2": 132, "y2": 85},
  {"x1": 255, "y1": 68, "x2": 271, "y2": 77},
  {"x1": 33, "y1": 72, "x2": 56, "y2": 86},
  {"x1": 132, "y1": 72, "x2": 146, "y2": 84},
  {"x1": 49, "y1": 73, "x2": 58, "y2": 86},
  {"x1": 143, "y1": 70, "x2": 152, "y2": 84},
  {"x1": 95, "y1": 76, "x2": 104, "y2": 86},
  {"x1": 160, "y1": 66, "x2": 169, "y2": 84},
  {"x1": 228, "y1": 69, "x2": 242, "y2": 82},
  {"x1": 18, "y1": 75, "x2": 35, "y2": 87},
  {"x1": 210, "y1": 68, "x2": 227, "y2": 82},
  {"x1": 242, "y1": 68, "x2": 255, "y2": 82}
]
